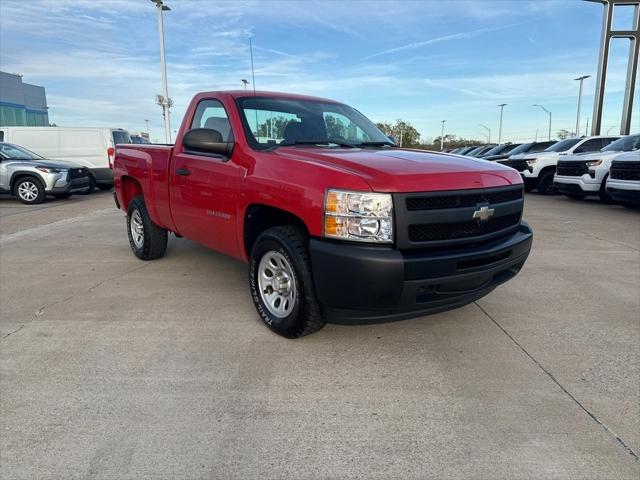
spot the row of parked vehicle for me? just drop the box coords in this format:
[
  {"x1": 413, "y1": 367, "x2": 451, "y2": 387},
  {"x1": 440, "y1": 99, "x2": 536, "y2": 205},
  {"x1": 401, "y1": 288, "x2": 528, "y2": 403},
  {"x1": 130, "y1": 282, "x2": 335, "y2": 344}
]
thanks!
[
  {"x1": 0, "y1": 127, "x2": 131, "y2": 204},
  {"x1": 450, "y1": 135, "x2": 640, "y2": 207}
]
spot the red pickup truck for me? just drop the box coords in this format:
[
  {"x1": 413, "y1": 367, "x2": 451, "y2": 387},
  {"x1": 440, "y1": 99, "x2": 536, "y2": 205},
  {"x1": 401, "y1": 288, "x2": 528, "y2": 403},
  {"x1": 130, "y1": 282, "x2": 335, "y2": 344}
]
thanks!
[{"x1": 114, "y1": 91, "x2": 532, "y2": 338}]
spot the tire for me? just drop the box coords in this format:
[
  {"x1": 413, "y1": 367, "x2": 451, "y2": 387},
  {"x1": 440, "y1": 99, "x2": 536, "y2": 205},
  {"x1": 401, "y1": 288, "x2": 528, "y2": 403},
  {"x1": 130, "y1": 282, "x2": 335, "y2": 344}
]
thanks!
[
  {"x1": 53, "y1": 193, "x2": 72, "y2": 199},
  {"x1": 97, "y1": 183, "x2": 113, "y2": 191},
  {"x1": 565, "y1": 193, "x2": 586, "y2": 200},
  {"x1": 79, "y1": 176, "x2": 96, "y2": 195},
  {"x1": 524, "y1": 183, "x2": 534, "y2": 193},
  {"x1": 126, "y1": 196, "x2": 168, "y2": 260},
  {"x1": 599, "y1": 176, "x2": 615, "y2": 204},
  {"x1": 536, "y1": 170, "x2": 557, "y2": 195},
  {"x1": 14, "y1": 176, "x2": 45, "y2": 204},
  {"x1": 249, "y1": 226, "x2": 325, "y2": 338}
]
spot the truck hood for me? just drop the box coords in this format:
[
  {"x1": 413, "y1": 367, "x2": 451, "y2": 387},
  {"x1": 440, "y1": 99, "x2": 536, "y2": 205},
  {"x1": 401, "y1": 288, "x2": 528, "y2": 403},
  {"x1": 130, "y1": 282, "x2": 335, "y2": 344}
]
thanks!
[{"x1": 276, "y1": 147, "x2": 522, "y2": 192}]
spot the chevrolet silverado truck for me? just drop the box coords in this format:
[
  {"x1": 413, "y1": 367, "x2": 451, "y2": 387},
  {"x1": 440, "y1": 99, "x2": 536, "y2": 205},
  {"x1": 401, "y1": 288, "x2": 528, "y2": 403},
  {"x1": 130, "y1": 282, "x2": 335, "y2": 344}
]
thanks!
[{"x1": 114, "y1": 91, "x2": 533, "y2": 338}]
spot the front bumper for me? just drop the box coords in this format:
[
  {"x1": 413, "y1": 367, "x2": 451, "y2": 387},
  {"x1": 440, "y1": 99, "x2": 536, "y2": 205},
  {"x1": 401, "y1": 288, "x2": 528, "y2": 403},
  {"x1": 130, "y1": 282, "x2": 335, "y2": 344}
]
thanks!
[
  {"x1": 606, "y1": 179, "x2": 640, "y2": 204},
  {"x1": 309, "y1": 222, "x2": 533, "y2": 324},
  {"x1": 553, "y1": 174, "x2": 601, "y2": 193}
]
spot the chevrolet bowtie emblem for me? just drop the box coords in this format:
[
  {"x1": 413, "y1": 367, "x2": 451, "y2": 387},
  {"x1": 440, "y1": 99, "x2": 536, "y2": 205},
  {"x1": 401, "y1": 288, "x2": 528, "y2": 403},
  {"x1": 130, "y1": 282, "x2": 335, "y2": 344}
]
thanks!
[{"x1": 473, "y1": 205, "x2": 495, "y2": 222}]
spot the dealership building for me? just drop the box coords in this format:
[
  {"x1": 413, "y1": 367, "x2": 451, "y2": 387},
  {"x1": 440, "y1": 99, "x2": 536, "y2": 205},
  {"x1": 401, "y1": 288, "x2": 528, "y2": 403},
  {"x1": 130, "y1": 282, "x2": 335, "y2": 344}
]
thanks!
[{"x1": 0, "y1": 71, "x2": 49, "y2": 127}]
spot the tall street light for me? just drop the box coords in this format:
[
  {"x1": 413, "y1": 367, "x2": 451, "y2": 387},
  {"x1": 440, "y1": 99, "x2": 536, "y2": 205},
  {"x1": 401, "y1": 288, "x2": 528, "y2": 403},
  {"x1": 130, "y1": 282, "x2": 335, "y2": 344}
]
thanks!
[
  {"x1": 152, "y1": 0, "x2": 172, "y2": 144},
  {"x1": 479, "y1": 124, "x2": 491, "y2": 144},
  {"x1": 440, "y1": 120, "x2": 446, "y2": 151},
  {"x1": 497, "y1": 104, "x2": 507, "y2": 144},
  {"x1": 532, "y1": 104, "x2": 552, "y2": 141},
  {"x1": 574, "y1": 75, "x2": 590, "y2": 137}
]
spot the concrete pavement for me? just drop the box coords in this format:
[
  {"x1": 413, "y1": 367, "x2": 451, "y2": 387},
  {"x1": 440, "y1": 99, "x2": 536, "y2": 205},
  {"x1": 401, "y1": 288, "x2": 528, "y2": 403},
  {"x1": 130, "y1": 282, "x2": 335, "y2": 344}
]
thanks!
[{"x1": 1, "y1": 192, "x2": 638, "y2": 479}]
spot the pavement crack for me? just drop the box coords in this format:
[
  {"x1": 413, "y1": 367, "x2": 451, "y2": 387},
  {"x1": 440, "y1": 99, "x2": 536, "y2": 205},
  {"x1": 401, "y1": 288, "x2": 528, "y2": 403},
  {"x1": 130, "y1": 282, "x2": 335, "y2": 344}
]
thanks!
[
  {"x1": 474, "y1": 301, "x2": 640, "y2": 463},
  {"x1": 1, "y1": 263, "x2": 150, "y2": 341}
]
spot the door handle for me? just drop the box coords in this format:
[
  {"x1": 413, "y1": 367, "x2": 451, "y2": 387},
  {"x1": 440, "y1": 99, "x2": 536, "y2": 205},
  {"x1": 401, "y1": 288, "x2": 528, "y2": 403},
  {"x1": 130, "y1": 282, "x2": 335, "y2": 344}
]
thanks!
[{"x1": 176, "y1": 168, "x2": 191, "y2": 176}]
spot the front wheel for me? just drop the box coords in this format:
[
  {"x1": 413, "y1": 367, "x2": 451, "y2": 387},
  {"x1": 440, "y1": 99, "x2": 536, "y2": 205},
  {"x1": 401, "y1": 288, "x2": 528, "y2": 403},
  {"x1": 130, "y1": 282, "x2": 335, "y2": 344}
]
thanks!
[
  {"x1": 15, "y1": 176, "x2": 45, "y2": 204},
  {"x1": 599, "y1": 176, "x2": 615, "y2": 204},
  {"x1": 249, "y1": 226, "x2": 325, "y2": 338},
  {"x1": 127, "y1": 196, "x2": 168, "y2": 260},
  {"x1": 536, "y1": 170, "x2": 557, "y2": 195}
]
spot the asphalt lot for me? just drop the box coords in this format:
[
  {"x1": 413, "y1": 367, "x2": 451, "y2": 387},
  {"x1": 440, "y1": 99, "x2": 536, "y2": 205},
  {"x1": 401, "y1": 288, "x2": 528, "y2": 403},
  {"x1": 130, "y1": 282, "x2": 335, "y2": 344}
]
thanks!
[{"x1": 0, "y1": 191, "x2": 638, "y2": 479}]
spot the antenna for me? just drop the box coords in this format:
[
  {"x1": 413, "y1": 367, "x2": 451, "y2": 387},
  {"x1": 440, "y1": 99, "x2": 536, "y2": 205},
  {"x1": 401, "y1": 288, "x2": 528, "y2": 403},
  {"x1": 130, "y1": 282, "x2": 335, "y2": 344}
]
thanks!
[
  {"x1": 249, "y1": 37, "x2": 259, "y2": 137},
  {"x1": 249, "y1": 37, "x2": 257, "y2": 96}
]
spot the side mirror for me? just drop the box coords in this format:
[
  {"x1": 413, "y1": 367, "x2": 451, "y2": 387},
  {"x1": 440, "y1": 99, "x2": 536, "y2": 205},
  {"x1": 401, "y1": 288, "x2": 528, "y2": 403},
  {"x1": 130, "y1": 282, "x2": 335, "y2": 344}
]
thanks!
[
  {"x1": 388, "y1": 135, "x2": 398, "y2": 145},
  {"x1": 183, "y1": 128, "x2": 234, "y2": 158}
]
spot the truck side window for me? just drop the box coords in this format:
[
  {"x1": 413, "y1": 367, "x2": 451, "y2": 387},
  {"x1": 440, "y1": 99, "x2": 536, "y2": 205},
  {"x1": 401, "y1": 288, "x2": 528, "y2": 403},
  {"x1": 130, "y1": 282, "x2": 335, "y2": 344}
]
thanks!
[
  {"x1": 577, "y1": 139, "x2": 603, "y2": 153},
  {"x1": 191, "y1": 100, "x2": 233, "y2": 142}
]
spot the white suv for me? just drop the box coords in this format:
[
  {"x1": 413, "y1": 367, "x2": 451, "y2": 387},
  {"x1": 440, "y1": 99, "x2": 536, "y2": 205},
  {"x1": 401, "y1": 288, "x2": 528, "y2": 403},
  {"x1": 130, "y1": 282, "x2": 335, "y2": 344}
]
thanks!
[
  {"x1": 606, "y1": 150, "x2": 640, "y2": 207},
  {"x1": 498, "y1": 136, "x2": 619, "y2": 194},
  {"x1": 554, "y1": 134, "x2": 640, "y2": 202}
]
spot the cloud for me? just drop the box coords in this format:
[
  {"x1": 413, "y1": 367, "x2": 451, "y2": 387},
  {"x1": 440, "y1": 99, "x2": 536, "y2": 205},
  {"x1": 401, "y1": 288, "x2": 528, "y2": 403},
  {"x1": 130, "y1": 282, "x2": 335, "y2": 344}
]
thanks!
[{"x1": 365, "y1": 21, "x2": 534, "y2": 59}]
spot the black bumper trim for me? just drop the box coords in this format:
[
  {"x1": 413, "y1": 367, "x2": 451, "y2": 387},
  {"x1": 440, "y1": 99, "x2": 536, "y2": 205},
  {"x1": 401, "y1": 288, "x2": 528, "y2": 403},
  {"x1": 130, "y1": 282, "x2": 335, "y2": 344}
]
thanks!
[
  {"x1": 309, "y1": 222, "x2": 533, "y2": 324},
  {"x1": 606, "y1": 187, "x2": 640, "y2": 204}
]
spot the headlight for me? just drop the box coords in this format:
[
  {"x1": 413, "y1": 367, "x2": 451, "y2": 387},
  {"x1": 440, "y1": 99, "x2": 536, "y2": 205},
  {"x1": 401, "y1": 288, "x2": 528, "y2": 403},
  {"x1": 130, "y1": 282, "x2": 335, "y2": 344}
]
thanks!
[
  {"x1": 586, "y1": 159, "x2": 602, "y2": 167},
  {"x1": 526, "y1": 158, "x2": 538, "y2": 166},
  {"x1": 35, "y1": 166, "x2": 67, "y2": 174},
  {"x1": 324, "y1": 189, "x2": 393, "y2": 243}
]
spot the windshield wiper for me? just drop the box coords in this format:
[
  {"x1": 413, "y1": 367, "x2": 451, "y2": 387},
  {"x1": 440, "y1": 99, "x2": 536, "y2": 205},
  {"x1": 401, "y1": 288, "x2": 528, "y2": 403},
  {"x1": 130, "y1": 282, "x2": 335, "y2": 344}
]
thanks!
[
  {"x1": 357, "y1": 141, "x2": 395, "y2": 147},
  {"x1": 279, "y1": 139, "x2": 357, "y2": 148}
]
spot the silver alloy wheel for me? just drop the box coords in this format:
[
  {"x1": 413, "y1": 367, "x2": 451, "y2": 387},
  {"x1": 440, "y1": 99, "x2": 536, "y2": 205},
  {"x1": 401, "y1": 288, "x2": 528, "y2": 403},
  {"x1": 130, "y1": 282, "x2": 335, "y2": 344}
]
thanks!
[
  {"x1": 257, "y1": 251, "x2": 297, "y2": 318},
  {"x1": 130, "y1": 209, "x2": 145, "y2": 249},
  {"x1": 18, "y1": 181, "x2": 38, "y2": 202}
]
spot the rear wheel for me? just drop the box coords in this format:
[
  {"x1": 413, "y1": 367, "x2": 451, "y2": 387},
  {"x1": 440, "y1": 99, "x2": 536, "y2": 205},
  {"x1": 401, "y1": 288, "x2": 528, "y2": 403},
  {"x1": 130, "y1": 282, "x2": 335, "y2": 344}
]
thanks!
[
  {"x1": 536, "y1": 170, "x2": 557, "y2": 195},
  {"x1": 249, "y1": 226, "x2": 325, "y2": 338},
  {"x1": 79, "y1": 176, "x2": 96, "y2": 195},
  {"x1": 15, "y1": 176, "x2": 45, "y2": 204},
  {"x1": 127, "y1": 196, "x2": 168, "y2": 260}
]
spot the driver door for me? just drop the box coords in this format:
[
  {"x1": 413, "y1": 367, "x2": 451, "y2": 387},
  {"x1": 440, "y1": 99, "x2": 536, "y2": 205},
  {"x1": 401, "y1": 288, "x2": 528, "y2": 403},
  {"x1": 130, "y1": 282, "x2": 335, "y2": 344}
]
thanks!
[{"x1": 169, "y1": 99, "x2": 244, "y2": 258}]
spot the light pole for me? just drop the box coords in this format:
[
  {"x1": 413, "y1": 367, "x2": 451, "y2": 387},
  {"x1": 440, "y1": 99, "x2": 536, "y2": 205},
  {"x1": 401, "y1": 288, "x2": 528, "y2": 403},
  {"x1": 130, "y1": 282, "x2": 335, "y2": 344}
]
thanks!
[
  {"x1": 532, "y1": 104, "x2": 552, "y2": 141},
  {"x1": 440, "y1": 120, "x2": 446, "y2": 151},
  {"x1": 144, "y1": 119, "x2": 150, "y2": 136},
  {"x1": 151, "y1": 0, "x2": 172, "y2": 144},
  {"x1": 497, "y1": 104, "x2": 507, "y2": 144},
  {"x1": 241, "y1": 79, "x2": 249, "y2": 90},
  {"x1": 478, "y1": 124, "x2": 491, "y2": 144},
  {"x1": 574, "y1": 75, "x2": 590, "y2": 137}
]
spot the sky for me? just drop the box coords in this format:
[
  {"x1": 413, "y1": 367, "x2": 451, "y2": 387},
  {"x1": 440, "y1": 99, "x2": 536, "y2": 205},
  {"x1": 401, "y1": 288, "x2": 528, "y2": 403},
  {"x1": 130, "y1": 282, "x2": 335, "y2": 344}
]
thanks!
[{"x1": 1, "y1": 0, "x2": 639, "y2": 143}]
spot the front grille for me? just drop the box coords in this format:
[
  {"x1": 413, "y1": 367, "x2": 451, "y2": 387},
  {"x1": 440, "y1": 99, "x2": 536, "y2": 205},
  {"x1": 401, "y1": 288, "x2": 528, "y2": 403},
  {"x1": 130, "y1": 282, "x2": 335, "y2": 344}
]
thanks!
[
  {"x1": 69, "y1": 168, "x2": 87, "y2": 179},
  {"x1": 409, "y1": 213, "x2": 521, "y2": 242},
  {"x1": 499, "y1": 159, "x2": 528, "y2": 172},
  {"x1": 406, "y1": 188, "x2": 522, "y2": 210},
  {"x1": 556, "y1": 161, "x2": 588, "y2": 177},
  {"x1": 610, "y1": 161, "x2": 640, "y2": 181},
  {"x1": 393, "y1": 186, "x2": 524, "y2": 249}
]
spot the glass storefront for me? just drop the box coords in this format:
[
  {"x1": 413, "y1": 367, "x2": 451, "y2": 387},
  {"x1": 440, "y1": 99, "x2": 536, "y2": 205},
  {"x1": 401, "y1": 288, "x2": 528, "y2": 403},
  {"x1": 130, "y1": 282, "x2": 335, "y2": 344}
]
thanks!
[{"x1": 0, "y1": 104, "x2": 47, "y2": 126}]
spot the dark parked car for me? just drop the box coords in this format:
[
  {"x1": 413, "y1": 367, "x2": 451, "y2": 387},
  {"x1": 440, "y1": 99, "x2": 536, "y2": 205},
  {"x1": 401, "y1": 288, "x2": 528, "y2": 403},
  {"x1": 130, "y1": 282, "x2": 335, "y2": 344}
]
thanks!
[
  {"x1": 467, "y1": 145, "x2": 496, "y2": 157},
  {"x1": 480, "y1": 143, "x2": 521, "y2": 158},
  {"x1": 483, "y1": 141, "x2": 556, "y2": 162}
]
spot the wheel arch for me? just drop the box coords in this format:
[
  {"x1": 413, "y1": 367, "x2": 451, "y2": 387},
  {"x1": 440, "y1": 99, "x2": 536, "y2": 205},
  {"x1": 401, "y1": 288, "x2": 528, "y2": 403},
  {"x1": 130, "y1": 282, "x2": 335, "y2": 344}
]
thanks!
[
  {"x1": 119, "y1": 175, "x2": 144, "y2": 211},
  {"x1": 10, "y1": 171, "x2": 45, "y2": 195},
  {"x1": 243, "y1": 204, "x2": 310, "y2": 259}
]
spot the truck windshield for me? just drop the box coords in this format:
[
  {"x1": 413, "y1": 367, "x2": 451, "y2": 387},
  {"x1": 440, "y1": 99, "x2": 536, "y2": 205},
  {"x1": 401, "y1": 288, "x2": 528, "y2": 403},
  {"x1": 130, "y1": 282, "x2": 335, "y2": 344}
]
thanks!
[
  {"x1": 602, "y1": 134, "x2": 640, "y2": 152},
  {"x1": 237, "y1": 97, "x2": 393, "y2": 150},
  {"x1": 544, "y1": 138, "x2": 581, "y2": 152},
  {"x1": 0, "y1": 143, "x2": 44, "y2": 160}
]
